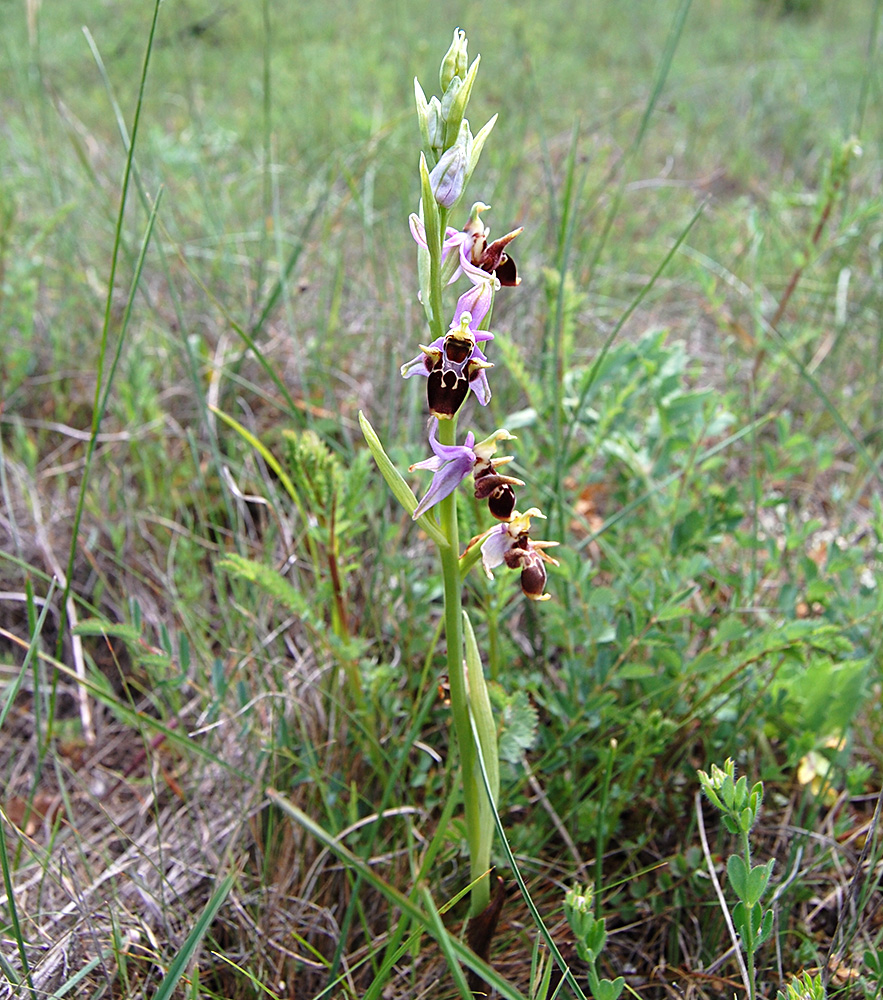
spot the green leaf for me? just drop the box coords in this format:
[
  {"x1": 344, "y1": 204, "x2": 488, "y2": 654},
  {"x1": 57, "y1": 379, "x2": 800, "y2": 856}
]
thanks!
[
  {"x1": 745, "y1": 859, "x2": 774, "y2": 907},
  {"x1": 653, "y1": 602, "x2": 694, "y2": 622},
  {"x1": 726, "y1": 853, "x2": 749, "y2": 902},
  {"x1": 419, "y1": 152, "x2": 442, "y2": 247},
  {"x1": 498, "y1": 690, "x2": 539, "y2": 764},
  {"x1": 758, "y1": 907, "x2": 775, "y2": 946},
  {"x1": 419, "y1": 885, "x2": 473, "y2": 1000},
  {"x1": 617, "y1": 663, "x2": 656, "y2": 680},
  {"x1": 359, "y1": 411, "x2": 448, "y2": 549},
  {"x1": 596, "y1": 977, "x2": 626, "y2": 1000},
  {"x1": 713, "y1": 615, "x2": 750, "y2": 646},
  {"x1": 219, "y1": 554, "x2": 313, "y2": 621},
  {"x1": 413, "y1": 77, "x2": 431, "y2": 153},
  {"x1": 584, "y1": 918, "x2": 607, "y2": 957},
  {"x1": 73, "y1": 618, "x2": 144, "y2": 642},
  {"x1": 463, "y1": 611, "x2": 499, "y2": 806}
]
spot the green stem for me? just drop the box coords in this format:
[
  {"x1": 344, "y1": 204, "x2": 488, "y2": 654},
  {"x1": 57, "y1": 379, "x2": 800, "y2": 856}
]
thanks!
[
  {"x1": 425, "y1": 187, "x2": 485, "y2": 915},
  {"x1": 595, "y1": 740, "x2": 617, "y2": 914},
  {"x1": 736, "y1": 825, "x2": 757, "y2": 1000},
  {"x1": 428, "y1": 206, "x2": 448, "y2": 342},
  {"x1": 437, "y1": 415, "x2": 487, "y2": 917}
]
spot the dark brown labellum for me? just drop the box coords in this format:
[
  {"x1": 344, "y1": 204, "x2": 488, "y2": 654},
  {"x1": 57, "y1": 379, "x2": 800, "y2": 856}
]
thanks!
[
  {"x1": 519, "y1": 551, "x2": 548, "y2": 600},
  {"x1": 427, "y1": 366, "x2": 469, "y2": 418},
  {"x1": 503, "y1": 547, "x2": 523, "y2": 569},
  {"x1": 487, "y1": 483, "x2": 516, "y2": 520},
  {"x1": 474, "y1": 472, "x2": 517, "y2": 520},
  {"x1": 493, "y1": 253, "x2": 518, "y2": 287}
]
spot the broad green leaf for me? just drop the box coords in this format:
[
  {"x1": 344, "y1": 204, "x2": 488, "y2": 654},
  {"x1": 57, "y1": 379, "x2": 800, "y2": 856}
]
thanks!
[
  {"x1": 597, "y1": 977, "x2": 626, "y2": 1000},
  {"x1": 726, "y1": 853, "x2": 749, "y2": 902},
  {"x1": 745, "y1": 859, "x2": 774, "y2": 907},
  {"x1": 463, "y1": 610, "x2": 499, "y2": 804}
]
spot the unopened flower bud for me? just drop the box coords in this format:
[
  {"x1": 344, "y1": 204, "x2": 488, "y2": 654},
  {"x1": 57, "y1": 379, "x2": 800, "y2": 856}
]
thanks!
[
  {"x1": 429, "y1": 142, "x2": 467, "y2": 208},
  {"x1": 426, "y1": 96, "x2": 444, "y2": 151},
  {"x1": 565, "y1": 885, "x2": 594, "y2": 917},
  {"x1": 439, "y1": 28, "x2": 468, "y2": 94},
  {"x1": 440, "y1": 74, "x2": 462, "y2": 124}
]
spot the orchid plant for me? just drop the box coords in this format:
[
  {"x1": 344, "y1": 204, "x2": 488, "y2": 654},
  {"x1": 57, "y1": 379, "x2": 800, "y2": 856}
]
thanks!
[{"x1": 360, "y1": 29, "x2": 559, "y2": 927}]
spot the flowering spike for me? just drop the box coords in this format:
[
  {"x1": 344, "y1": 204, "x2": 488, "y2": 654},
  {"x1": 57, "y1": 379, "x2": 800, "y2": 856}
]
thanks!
[{"x1": 402, "y1": 31, "x2": 559, "y2": 610}]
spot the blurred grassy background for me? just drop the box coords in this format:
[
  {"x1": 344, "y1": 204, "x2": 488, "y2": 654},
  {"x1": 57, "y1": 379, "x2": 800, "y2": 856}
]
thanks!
[{"x1": 1, "y1": 1, "x2": 882, "y2": 998}]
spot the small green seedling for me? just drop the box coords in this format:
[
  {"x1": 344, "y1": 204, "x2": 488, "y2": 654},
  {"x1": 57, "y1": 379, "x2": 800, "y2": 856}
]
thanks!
[
  {"x1": 564, "y1": 885, "x2": 625, "y2": 1000},
  {"x1": 775, "y1": 970, "x2": 827, "y2": 1000},
  {"x1": 698, "y1": 759, "x2": 775, "y2": 1000}
]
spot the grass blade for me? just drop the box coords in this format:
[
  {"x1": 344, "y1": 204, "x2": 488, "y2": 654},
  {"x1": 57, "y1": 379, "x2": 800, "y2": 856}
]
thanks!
[
  {"x1": 267, "y1": 788, "x2": 530, "y2": 1000},
  {"x1": 468, "y1": 711, "x2": 590, "y2": 1000},
  {"x1": 152, "y1": 874, "x2": 234, "y2": 1000},
  {"x1": 57, "y1": 0, "x2": 164, "y2": 663}
]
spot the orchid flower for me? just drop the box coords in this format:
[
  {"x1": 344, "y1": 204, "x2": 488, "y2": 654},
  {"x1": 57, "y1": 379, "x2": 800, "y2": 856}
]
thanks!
[
  {"x1": 408, "y1": 213, "x2": 471, "y2": 276},
  {"x1": 409, "y1": 209, "x2": 501, "y2": 327},
  {"x1": 476, "y1": 508, "x2": 560, "y2": 601},
  {"x1": 410, "y1": 423, "x2": 524, "y2": 520},
  {"x1": 463, "y1": 202, "x2": 522, "y2": 287},
  {"x1": 410, "y1": 423, "x2": 477, "y2": 519},
  {"x1": 401, "y1": 309, "x2": 494, "y2": 417},
  {"x1": 471, "y1": 429, "x2": 523, "y2": 521}
]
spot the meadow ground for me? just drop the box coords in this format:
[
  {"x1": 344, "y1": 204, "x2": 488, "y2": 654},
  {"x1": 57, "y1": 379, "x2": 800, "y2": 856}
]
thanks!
[{"x1": 1, "y1": 1, "x2": 882, "y2": 998}]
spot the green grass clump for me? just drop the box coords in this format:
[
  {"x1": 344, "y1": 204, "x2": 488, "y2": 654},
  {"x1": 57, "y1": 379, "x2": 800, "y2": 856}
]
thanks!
[{"x1": 1, "y1": 1, "x2": 882, "y2": 999}]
